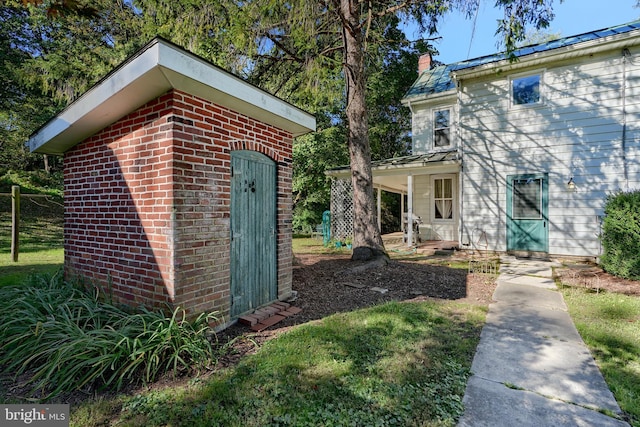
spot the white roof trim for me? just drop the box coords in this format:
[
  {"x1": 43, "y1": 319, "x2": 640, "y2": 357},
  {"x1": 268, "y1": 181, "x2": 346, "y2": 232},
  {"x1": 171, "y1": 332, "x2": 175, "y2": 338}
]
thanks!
[
  {"x1": 401, "y1": 89, "x2": 457, "y2": 107},
  {"x1": 28, "y1": 38, "x2": 316, "y2": 154}
]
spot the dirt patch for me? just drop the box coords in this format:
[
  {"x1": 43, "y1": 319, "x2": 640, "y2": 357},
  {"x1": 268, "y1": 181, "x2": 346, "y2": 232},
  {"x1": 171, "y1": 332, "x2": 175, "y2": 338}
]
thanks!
[{"x1": 555, "y1": 262, "x2": 640, "y2": 296}]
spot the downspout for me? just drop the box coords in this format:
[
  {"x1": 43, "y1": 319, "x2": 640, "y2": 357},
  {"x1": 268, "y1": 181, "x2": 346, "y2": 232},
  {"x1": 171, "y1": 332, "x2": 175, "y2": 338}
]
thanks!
[
  {"x1": 406, "y1": 99, "x2": 415, "y2": 155},
  {"x1": 621, "y1": 48, "x2": 630, "y2": 190},
  {"x1": 405, "y1": 99, "x2": 414, "y2": 245},
  {"x1": 377, "y1": 187, "x2": 382, "y2": 233},
  {"x1": 456, "y1": 78, "x2": 468, "y2": 246},
  {"x1": 407, "y1": 174, "x2": 414, "y2": 247}
]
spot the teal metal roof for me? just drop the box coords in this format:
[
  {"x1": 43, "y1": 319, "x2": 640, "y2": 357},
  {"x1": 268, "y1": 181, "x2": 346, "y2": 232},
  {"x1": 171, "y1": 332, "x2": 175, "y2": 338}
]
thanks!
[
  {"x1": 405, "y1": 19, "x2": 640, "y2": 100},
  {"x1": 327, "y1": 151, "x2": 459, "y2": 173},
  {"x1": 404, "y1": 64, "x2": 457, "y2": 98}
]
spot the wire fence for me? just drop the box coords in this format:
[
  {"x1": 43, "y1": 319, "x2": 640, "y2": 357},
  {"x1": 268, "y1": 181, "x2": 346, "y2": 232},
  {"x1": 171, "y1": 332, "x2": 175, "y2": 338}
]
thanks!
[{"x1": 0, "y1": 187, "x2": 63, "y2": 261}]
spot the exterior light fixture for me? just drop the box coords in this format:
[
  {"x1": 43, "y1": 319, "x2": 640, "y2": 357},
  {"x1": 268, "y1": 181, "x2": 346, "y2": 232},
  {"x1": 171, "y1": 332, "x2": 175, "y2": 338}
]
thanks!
[{"x1": 567, "y1": 176, "x2": 576, "y2": 191}]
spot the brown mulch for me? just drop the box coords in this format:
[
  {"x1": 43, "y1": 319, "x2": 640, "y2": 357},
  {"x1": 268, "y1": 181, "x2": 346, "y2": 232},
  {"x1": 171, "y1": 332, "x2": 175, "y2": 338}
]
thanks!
[
  {"x1": 283, "y1": 253, "x2": 497, "y2": 324},
  {"x1": 554, "y1": 263, "x2": 640, "y2": 296},
  {"x1": 217, "y1": 252, "x2": 498, "y2": 361}
]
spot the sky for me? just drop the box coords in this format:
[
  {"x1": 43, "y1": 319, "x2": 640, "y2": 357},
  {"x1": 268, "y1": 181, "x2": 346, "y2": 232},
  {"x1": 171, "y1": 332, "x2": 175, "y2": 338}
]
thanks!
[{"x1": 404, "y1": 0, "x2": 640, "y2": 65}]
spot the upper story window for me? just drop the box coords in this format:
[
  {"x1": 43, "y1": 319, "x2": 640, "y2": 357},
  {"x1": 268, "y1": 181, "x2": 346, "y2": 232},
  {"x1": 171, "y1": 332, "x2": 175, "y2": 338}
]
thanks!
[
  {"x1": 433, "y1": 108, "x2": 451, "y2": 148},
  {"x1": 511, "y1": 74, "x2": 541, "y2": 106}
]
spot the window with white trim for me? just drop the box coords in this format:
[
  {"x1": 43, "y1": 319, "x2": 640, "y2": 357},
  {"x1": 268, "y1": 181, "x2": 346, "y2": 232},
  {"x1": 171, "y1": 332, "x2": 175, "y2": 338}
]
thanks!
[
  {"x1": 511, "y1": 74, "x2": 541, "y2": 106},
  {"x1": 433, "y1": 108, "x2": 451, "y2": 148},
  {"x1": 433, "y1": 177, "x2": 453, "y2": 220}
]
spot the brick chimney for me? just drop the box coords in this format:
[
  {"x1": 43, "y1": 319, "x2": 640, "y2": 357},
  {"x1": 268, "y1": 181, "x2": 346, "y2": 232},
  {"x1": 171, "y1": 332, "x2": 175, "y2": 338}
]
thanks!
[{"x1": 418, "y1": 53, "x2": 432, "y2": 74}]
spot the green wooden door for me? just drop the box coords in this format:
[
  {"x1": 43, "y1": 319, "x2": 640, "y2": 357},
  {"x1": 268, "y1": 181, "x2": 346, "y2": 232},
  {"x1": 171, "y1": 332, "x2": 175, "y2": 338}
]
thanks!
[
  {"x1": 506, "y1": 174, "x2": 548, "y2": 253},
  {"x1": 230, "y1": 151, "x2": 277, "y2": 317}
]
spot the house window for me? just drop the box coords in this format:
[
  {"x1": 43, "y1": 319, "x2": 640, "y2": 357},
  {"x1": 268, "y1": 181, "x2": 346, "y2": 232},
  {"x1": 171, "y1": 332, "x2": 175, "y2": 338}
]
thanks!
[
  {"x1": 511, "y1": 74, "x2": 541, "y2": 105},
  {"x1": 433, "y1": 177, "x2": 453, "y2": 220},
  {"x1": 433, "y1": 108, "x2": 451, "y2": 148}
]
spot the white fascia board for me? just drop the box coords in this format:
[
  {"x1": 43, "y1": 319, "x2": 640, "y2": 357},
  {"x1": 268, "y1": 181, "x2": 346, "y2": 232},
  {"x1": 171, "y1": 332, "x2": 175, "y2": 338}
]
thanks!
[
  {"x1": 28, "y1": 39, "x2": 315, "y2": 154},
  {"x1": 27, "y1": 44, "x2": 168, "y2": 154}
]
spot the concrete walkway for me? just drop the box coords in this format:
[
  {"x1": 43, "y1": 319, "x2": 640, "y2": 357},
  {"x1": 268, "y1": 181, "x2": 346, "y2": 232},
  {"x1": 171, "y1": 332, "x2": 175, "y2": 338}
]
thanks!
[{"x1": 458, "y1": 256, "x2": 629, "y2": 427}]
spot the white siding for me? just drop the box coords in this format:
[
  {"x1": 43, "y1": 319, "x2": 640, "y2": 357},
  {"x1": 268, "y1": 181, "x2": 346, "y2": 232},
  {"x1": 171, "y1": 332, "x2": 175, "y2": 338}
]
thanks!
[{"x1": 458, "y1": 47, "x2": 640, "y2": 256}]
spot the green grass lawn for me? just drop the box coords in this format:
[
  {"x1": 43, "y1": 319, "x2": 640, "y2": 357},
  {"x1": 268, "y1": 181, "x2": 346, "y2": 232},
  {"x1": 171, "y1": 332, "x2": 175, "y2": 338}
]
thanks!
[
  {"x1": 71, "y1": 300, "x2": 486, "y2": 427},
  {"x1": 0, "y1": 183, "x2": 63, "y2": 286},
  {"x1": 292, "y1": 236, "x2": 347, "y2": 254},
  {"x1": 560, "y1": 286, "x2": 640, "y2": 427},
  {"x1": 0, "y1": 248, "x2": 64, "y2": 287}
]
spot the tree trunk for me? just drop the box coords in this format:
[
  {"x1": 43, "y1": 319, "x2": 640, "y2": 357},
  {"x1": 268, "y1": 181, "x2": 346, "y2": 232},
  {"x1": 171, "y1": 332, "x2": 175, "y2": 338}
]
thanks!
[{"x1": 340, "y1": 0, "x2": 386, "y2": 261}]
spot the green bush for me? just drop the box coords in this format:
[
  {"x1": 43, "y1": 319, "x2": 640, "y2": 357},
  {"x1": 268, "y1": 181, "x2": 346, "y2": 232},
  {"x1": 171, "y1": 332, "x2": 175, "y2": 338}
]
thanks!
[
  {"x1": 600, "y1": 190, "x2": 640, "y2": 280},
  {"x1": 0, "y1": 272, "x2": 217, "y2": 400}
]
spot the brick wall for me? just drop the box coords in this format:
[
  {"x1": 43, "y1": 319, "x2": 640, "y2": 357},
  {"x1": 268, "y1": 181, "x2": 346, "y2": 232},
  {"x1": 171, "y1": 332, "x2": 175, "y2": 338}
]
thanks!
[{"x1": 64, "y1": 89, "x2": 294, "y2": 318}]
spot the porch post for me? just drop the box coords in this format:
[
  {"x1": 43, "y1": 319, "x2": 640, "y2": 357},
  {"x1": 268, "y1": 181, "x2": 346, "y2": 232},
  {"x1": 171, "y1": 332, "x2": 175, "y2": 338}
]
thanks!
[
  {"x1": 400, "y1": 192, "x2": 405, "y2": 232},
  {"x1": 377, "y1": 187, "x2": 382, "y2": 232},
  {"x1": 407, "y1": 174, "x2": 413, "y2": 247}
]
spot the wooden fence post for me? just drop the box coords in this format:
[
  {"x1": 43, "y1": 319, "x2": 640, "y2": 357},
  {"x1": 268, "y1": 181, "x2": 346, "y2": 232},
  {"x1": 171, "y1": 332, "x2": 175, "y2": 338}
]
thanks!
[{"x1": 11, "y1": 185, "x2": 20, "y2": 262}]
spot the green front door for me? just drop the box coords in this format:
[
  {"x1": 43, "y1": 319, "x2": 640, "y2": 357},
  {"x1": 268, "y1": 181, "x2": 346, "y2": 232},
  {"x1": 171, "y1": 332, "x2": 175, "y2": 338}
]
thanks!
[
  {"x1": 506, "y1": 173, "x2": 548, "y2": 253},
  {"x1": 230, "y1": 150, "x2": 277, "y2": 318}
]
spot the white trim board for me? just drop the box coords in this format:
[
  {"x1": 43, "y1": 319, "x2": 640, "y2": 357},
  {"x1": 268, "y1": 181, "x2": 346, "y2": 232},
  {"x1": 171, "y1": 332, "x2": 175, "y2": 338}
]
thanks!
[{"x1": 27, "y1": 38, "x2": 316, "y2": 154}]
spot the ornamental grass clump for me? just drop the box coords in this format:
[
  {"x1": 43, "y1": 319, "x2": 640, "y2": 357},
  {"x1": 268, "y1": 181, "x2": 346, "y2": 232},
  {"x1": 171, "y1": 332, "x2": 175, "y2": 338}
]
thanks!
[{"x1": 0, "y1": 272, "x2": 217, "y2": 400}]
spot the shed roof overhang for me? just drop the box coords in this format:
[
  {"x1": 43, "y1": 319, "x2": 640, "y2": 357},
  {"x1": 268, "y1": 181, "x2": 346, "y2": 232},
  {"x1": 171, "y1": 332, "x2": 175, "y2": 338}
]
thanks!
[
  {"x1": 326, "y1": 152, "x2": 460, "y2": 193},
  {"x1": 27, "y1": 38, "x2": 316, "y2": 155}
]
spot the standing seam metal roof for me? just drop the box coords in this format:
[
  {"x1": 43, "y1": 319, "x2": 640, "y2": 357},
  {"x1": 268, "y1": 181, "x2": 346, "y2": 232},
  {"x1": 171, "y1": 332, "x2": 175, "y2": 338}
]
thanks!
[
  {"x1": 404, "y1": 19, "x2": 640, "y2": 100},
  {"x1": 326, "y1": 151, "x2": 459, "y2": 173}
]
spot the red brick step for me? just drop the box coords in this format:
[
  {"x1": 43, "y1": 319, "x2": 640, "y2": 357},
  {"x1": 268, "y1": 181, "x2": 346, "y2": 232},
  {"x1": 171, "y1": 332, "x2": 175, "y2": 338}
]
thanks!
[
  {"x1": 250, "y1": 314, "x2": 286, "y2": 332},
  {"x1": 240, "y1": 302, "x2": 302, "y2": 331}
]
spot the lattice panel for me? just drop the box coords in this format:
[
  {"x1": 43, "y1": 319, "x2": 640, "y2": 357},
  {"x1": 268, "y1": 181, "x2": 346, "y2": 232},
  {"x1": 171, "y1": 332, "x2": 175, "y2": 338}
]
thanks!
[{"x1": 330, "y1": 178, "x2": 353, "y2": 240}]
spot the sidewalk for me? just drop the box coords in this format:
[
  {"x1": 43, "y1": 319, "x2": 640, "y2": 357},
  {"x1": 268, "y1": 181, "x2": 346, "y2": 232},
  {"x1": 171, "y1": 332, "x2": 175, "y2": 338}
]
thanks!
[{"x1": 458, "y1": 256, "x2": 629, "y2": 427}]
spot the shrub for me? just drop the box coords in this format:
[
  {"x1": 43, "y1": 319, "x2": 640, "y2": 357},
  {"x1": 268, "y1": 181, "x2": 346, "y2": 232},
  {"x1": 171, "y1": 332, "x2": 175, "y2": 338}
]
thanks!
[
  {"x1": 0, "y1": 272, "x2": 217, "y2": 400},
  {"x1": 600, "y1": 190, "x2": 640, "y2": 280}
]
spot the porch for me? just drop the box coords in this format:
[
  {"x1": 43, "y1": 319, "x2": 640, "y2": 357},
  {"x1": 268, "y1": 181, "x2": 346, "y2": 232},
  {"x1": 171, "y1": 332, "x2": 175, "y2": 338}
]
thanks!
[
  {"x1": 382, "y1": 232, "x2": 459, "y2": 255},
  {"x1": 326, "y1": 151, "x2": 462, "y2": 247}
]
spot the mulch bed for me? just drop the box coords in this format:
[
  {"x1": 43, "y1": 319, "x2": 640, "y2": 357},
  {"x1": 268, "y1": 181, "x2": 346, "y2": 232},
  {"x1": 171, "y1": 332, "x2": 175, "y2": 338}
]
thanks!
[
  {"x1": 554, "y1": 263, "x2": 640, "y2": 296},
  {"x1": 217, "y1": 252, "x2": 498, "y2": 354}
]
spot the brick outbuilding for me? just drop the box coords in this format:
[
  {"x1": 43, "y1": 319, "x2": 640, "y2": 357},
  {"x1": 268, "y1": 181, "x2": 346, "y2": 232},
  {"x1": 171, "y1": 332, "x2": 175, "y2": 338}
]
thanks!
[{"x1": 27, "y1": 38, "x2": 315, "y2": 325}]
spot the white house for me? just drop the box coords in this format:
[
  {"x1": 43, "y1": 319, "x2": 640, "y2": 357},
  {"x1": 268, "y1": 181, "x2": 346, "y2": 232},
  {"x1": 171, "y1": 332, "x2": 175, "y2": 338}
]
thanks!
[{"x1": 328, "y1": 20, "x2": 640, "y2": 258}]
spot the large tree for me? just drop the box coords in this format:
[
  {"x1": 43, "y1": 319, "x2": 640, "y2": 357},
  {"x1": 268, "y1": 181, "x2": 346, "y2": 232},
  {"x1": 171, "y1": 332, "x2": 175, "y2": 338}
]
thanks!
[
  {"x1": 1, "y1": 0, "x2": 145, "y2": 174},
  {"x1": 229, "y1": 0, "x2": 558, "y2": 260}
]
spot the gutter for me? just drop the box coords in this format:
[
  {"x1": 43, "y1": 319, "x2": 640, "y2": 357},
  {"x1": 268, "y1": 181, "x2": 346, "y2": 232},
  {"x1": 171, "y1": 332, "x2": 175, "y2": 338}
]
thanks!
[{"x1": 401, "y1": 89, "x2": 457, "y2": 107}]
